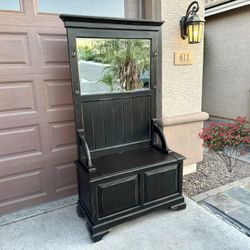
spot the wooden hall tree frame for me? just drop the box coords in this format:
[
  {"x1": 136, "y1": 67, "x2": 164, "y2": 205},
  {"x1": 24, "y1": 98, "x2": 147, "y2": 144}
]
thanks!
[{"x1": 60, "y1": 15, "x2": 186, "y2": 242}]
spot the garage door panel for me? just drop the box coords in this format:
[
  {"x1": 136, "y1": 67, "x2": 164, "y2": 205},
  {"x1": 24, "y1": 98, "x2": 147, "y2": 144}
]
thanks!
[
  {"x1": 0, "y1": 15, "x2": 63, "y2": 29},
  {"x1": 38, "y1": 33, "x2": 69, "y2": 65},
  {"x1": 53, "y1": 161, "x2": 77, "y2": 193},
  {"x1": 0, "y1": 0, "x2": 83, "y2": 213},
  {"x1": 46, "y1": 109, "x2": 74, "y2": 123},
  {"x1": 49, "y1": 121, "x2": 76, "y2": 152},
  {"x1": 51, "y1": 151, "x2": 77, "y2": 197},
  {"x1": 0, "y1": 192, "x2": 48, "y2": 214},
  {"x1": 0, "y1": 26, "x2": 35, "y2": 76},
  {"x1": 0, "y1": 113, "x2": 40, "y2": 130},
  {"x1": 0, "y1": 27, "x2": 69, "y2": 76},
  {"x1": 39, "y1": 67, "x2": 71, "y2": 77},
  {"x1": 0, "y1": 31, "x2": 31, "y2": 67},
  {"x1": 0, "y1": 168, "x2": 48, "y2": 202},
  {"x1": 50, "y1": 147, "x2": 77, "y2": 197},
  {"x1": 0, "y1": 80, "x2": 36, "y2": 114},
  {"x1": 43, "y1": 77, "x2": 74, "y2": 123},
  {"x1": 0, "y1": 153, "x2": 49, "y2": 178},
  {"x1": 54, "y1": 185, "x2": 77, "y2": 199},
  {"x1": 44, "y1": 79, "x2": 73, "y2": 110},
  {"x1": 0, "y1": 125, "x2": 43, "y2": 160}
]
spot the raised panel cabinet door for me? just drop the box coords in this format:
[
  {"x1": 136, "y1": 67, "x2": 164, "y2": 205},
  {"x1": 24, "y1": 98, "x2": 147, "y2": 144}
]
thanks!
[
  {"x1": 97, "y1": 175, "x2": 139, "y2": 218},
  {"x1": 144, "y1": 164, "x2": 179, "y2": 203}
]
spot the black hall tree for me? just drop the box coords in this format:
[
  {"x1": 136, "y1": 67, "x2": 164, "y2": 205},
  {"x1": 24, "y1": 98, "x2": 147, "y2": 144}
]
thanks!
[{"x1": 60, "y1": 14, "x2": 186, "y2": 242}]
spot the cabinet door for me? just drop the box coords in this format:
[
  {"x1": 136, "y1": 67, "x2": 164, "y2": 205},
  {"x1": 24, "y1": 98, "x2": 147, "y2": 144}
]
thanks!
[
  {"x1": 97, "y1": 175, "x2": 139, "y2": 218},
  {"x1": 144, "y1": 164, "x2": 178, "y2": 203}
]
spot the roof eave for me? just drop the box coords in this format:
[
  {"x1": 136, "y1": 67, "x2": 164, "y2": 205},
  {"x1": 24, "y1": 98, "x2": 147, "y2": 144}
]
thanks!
[{"x1": 205, "y1": 0, "x2": 249, "y2": 17}]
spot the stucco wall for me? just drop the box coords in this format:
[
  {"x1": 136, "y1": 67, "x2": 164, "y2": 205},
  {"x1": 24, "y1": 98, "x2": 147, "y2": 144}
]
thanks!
[
  {"x1": 158, "y1": 0, "x2": 207, "y2": 173},
  {"x1": 161, "y1": 0, "x2": 205, "y2": 117},
  {"x1": 203, "y1": 6, "x2": 250, "y2": 120}
]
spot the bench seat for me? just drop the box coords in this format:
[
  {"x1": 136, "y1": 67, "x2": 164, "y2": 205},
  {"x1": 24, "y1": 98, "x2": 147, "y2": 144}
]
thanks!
[{"x1": 90, "y1": 147, "x2": 183, "y2": 178}]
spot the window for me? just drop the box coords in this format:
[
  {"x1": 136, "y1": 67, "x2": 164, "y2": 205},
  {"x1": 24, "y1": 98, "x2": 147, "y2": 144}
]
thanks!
[
  {"x1": 38, "y1": 0, "x2": 125, "y2": 17},
  {"x1": 0, "y1": 0, "x2": 20, "y2": 11}
]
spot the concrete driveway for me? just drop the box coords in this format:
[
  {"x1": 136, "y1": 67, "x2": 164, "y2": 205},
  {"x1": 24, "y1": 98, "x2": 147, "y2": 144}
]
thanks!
[{"x1": 0, "y1": 197, "x2": 249, "y2": 250}]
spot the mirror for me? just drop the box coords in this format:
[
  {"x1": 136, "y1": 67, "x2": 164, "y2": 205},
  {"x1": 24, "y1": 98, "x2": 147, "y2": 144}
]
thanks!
[{"x1": 76, "y1": 38, "x2": 151, "y2": 95}]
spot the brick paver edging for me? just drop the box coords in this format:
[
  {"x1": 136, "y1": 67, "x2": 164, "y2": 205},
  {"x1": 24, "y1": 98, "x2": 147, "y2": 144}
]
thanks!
[{"x1": 191, "y1": 176, "x2": 250, "y2": 202}]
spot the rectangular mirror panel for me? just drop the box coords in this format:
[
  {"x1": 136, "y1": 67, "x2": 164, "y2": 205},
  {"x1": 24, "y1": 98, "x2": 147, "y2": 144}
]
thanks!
[{"x1": 76, "y1": 38, "x2": 151, "y2": 95}]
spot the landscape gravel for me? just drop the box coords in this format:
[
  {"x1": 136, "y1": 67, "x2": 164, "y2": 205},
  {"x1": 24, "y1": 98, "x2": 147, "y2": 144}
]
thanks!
[{"x1": 183, "y1": 152, "x2": 250, "y2": 197}]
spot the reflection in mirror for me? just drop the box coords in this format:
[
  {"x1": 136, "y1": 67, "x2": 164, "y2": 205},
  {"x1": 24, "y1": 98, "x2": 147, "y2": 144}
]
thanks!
[{"x1": 76, "y1": 38, "x2": 151, "y2": 95}]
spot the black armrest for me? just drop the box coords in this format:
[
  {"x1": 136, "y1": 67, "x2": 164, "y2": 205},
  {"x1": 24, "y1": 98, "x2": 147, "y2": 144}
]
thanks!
[
  {"x1": 152, "y1": 119, "x2": 171, "y2": 154},
  {"x1": 77, "y1": 129, "x2": 96, "y2": 172}
]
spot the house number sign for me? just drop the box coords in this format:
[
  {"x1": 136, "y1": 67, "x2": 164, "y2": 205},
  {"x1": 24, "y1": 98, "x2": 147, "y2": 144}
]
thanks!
[{"x1": 174, "y1": 51, "x2": 193, "y2": 65}]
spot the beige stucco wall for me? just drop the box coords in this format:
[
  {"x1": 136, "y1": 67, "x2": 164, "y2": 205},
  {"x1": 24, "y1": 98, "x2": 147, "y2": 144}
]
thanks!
[
  {"x1": 143, "y1": 0, "x2": 208, "y2": 173},
  {"x1": 161, "y1": 0, "x2": 205, "y2": 117},
  {"x1": 159, "y1": 112, "x2": 209, "y2": 174},
  {"x1": 203, "y1": 6, "x2": 250, "y2": 120},
  {"x1": 159, "y1": 1, "x2": 207, "y2": 173}
]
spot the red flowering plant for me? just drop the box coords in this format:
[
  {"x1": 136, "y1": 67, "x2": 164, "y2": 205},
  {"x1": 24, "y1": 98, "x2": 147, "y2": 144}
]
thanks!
[{"x1": 199, "y1": 117, "x2": 250, "y2": 172}]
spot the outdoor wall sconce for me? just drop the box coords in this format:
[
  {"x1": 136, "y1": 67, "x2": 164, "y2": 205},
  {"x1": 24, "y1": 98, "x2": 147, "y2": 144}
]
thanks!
[{"x1": 180, "y1": 1, "x2": 205, "y2": 44}]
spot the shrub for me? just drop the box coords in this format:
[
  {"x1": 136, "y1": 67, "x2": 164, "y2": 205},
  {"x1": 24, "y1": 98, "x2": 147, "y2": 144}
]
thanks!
[
  {"x1": 78, "y1": 48, "x2": 95, "y2": 61},
  {"x1": 199, "y1": 117, "x2": 250, "y2": 172}
]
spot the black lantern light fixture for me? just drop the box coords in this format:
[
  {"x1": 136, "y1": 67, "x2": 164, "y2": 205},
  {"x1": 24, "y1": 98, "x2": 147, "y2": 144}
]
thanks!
[{"x1": 180, "y1": 1, "x2": 205, "y2": 44}]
